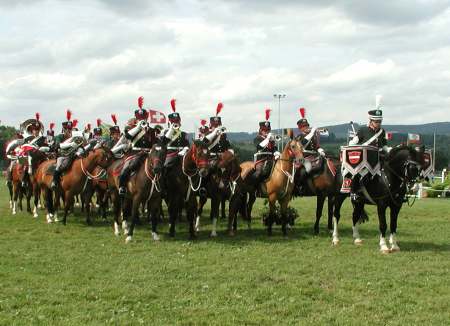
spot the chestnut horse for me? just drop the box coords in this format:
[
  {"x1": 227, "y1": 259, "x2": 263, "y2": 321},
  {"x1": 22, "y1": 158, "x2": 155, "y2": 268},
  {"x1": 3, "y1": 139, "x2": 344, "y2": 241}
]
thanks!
[
  {"x1": 232, "y1": 131, "x2": 304, "y2": 236},
  {"x1": 165, "y1": 140, "x2": 211, "y2": 239},
  {"x1": 10, "y1": 161, "x2": 27, "y2": 215},
  {"x1": 35, "y1": 146, "x2": 112, "y2": 224},
  {"x1": 107, "y1": 144, "x2": 165, "y2": 243}
]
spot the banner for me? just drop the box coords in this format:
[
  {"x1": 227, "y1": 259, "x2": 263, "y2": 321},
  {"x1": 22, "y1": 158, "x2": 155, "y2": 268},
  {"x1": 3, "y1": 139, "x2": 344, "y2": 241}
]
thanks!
[
  {"x1": 407, "y1": 133, "x2": 420, "y2": 144},
  {"x1": 385, "y1": 131, "x2": 393, "y2": 140},
  {"x1": 149, "y1": 109, "x2": 166, "y2": 124}
]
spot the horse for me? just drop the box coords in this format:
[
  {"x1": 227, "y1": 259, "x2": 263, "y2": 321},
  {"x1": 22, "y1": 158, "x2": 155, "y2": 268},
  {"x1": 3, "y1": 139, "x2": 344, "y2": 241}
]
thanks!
[
  {"x1": 164, "y1": 139, "x2": 211, "y2": 239},
  {"x1": 107, "y1": 144, "x2": 165, "y2": 243},
  {"x1": 195, "y1": 149, "x2": 241, "y2": 237},
  {"x1": 293, "y1": 151, "x2": 341, "y2": 234},
  {"x1": 331, "y1": 145, "x2": 424, "y2": 253},
  {"x1": 231, "y1": 130, "x2": 304, "y2": 236},
  {"x1": 10, "y1": 161, "x2": 27, "y2": 215},
  {"x1": 81, "y1": 166, "x2": 110, "y2": 225},
  {"x1": 35, "y1": 146, "x2": 112, "y2": 225}
]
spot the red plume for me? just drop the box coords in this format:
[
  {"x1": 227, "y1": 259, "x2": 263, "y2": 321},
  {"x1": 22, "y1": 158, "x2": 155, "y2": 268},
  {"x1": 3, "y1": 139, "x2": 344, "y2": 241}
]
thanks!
[
  {"x1": 138, "y1": 96, "x2": 144, "y2": 109},
  {"x1": 265, "y1": 108, "x2": 271, "y2": 121},
  {"x1": 216, "y1": 102, "x2": 223, "y2": 116},
  {"x1": 72, "y1": 119, "x2": 78, "y2": 128},
  {"x1": 299, "y1": 108, "x2": 306, "y2": 118},
  {"x1": 97, "y1": 118, "x2": 102, "y2": 127},
  {"x1": 66, "y1": 109, "x2": 72, "y2": 121},
  {"x1": 200, "y1": 119, "x2": 207, "y2": 126},
  {"x1": 35, "y1": 112, "x2": 40, "y2": 121},
  {"x1": 111, "y1": 114, "x2": 118, "y2": 125},
  {"x1": 86, "y1": 123, "x2": 91, "y2": 131},
  {"x1": 170, "y1": 99, "x2": 176, "y2": 112},
  {"x1": 49, "y1": 122, "x2": 55, "y2": 130}
]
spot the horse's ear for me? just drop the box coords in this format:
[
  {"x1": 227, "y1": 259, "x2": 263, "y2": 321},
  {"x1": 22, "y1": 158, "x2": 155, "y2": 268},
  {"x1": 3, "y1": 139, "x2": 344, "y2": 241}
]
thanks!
[{"x1": 287, "y1": 128, "x2": 293, "y2": 140}]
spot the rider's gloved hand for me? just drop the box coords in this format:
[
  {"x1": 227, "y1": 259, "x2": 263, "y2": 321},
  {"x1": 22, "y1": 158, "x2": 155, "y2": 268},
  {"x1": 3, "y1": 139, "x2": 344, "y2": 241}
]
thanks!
[
  {"x1": 274, "y1": 151, "x2": 281, "y2": 160},
  {"x1": 318, "y1": 148, "x2": 326, "y2": 157}
]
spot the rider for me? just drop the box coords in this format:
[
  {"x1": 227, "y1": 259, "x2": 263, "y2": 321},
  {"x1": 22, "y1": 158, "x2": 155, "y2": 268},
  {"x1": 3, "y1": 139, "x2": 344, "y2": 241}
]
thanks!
[
  {"x1": 116, "y1": 96, "x2": 162, "y2": 196},
  {"x1": 106, "y1": 114, "x2": 121, "y2": 150},
  {"x1": 21, "y1": 113, "x2": 48, "y2": 184},
  {"x1": 92, "y1": 119, "x2": 104, "y2": 143},
  {"x1": 52, "y1": 111, "x2": 90, "y2": 189},
  {"x1": 46, "y1": 123, "x2": 57, "y2": 153},
  {"x1": 252, "y1": 109, "x2": 279, "y2": 185},
  {"x1": 83, "y1": 123, "x2": 93, "y2": 141},
  {"x1": 295, "y1": 108, "x2": 326, "y2": 192},
  {"x1": 5, "y1": 132, "x2": 25, "y2": 186},
  {"x1": 162, "y1": 99, "x2": 190, "y2": 168},
  {"x1": 341, "y1": 96, "x2": 391, "y2": 196},
  {"x1": 205, "y1": 102, "x2": 232, "y2": 161},
  {"x1": 197, "y1": 119, "x2": 209, "y2": 141}
]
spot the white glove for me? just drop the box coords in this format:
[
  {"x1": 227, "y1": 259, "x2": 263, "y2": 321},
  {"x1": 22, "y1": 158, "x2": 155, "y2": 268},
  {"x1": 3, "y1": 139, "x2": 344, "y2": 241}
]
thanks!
[
  {"x1": 127, "y1": 124, "x2": 142, "y2": 137},
  {"x1": 75, "y1": 148, "x2": 84, "y2": 157},
  {"x1": 39, "y1": 146, "x2": 50, "y2": 152},
  {"x1": 274, "y1": 151, "x2": 281, "y2": 160},
  {"x1": 348, "y1": 136, "x2": 359, "y2": 146},
  {"x1": 318, "y1": 148, "x2": 326, "y2": 157},
  {"x1": 382, "y1": 146, "x2": 392, "y2": 153},
  {"x1": 178, "y1": 146, "x2": 189, "y2": 156}
]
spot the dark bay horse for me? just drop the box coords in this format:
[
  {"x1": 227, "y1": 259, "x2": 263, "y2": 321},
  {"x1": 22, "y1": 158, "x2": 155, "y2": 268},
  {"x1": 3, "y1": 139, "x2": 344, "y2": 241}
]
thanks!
[
  {"x1": 331, "y1": 145, "x2": 424, "y2": 253},
  {"x1": 107, "y1": 144, "x2": 164, "y2": 242},
  {"x1": 165, "y1": 140, "x2": 211, "y2": 239},
  {"x1": 293, "y1": 151, "x2": 341, "y2": 234},
  {"x1": 196, "y1": 149, "x2": 241, "y2": 237},
  {"x1": 35, "y1": 146, "x2": 112, "y2": 224},
  {"x1": 231, "y1": 131, "x2": 304, "y2": 236}
]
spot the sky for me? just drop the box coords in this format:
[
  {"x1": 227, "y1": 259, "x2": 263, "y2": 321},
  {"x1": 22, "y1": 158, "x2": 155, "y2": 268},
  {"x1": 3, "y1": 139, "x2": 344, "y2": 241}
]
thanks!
[{"x1": 1, "y1": 0, "x2": 449, "y2": 132}]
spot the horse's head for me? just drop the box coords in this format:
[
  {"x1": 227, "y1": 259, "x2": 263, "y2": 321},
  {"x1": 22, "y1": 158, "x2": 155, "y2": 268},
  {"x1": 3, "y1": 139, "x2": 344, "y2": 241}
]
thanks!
[
  {"x1": 149, "y1": 143, "x2": 164, "y2": 175},
  {"x1": 283, "y1": 129, "x2": 304, "y2": 167},
  {"x1": 386, "y1": 145, "x2": 422, "y2": 184},
  {"x1": 93, "y1": 144, "x2": 113, "y2": 168},
  {"x1": 190, "y1": 140, "x2": 210, "y2": 177},
  {"x1": 217, "y1": 149, "x2": 235, "y2": 169}
]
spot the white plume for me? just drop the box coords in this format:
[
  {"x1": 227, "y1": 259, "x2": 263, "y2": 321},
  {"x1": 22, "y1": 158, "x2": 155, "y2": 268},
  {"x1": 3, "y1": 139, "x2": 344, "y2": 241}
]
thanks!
[{"x1": 375, "y1": 95, "x2": 383, "y2": 109}]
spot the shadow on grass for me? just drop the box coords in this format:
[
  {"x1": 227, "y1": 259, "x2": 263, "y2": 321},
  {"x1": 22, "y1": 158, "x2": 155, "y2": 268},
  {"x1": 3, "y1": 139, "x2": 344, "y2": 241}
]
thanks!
[{"x1": 399, "y1": 241, "x2": 450, "y2": 252}]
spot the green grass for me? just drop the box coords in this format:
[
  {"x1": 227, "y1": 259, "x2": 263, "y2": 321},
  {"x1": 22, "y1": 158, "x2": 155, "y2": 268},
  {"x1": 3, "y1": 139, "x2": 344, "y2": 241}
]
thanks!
[{"x1": 1, "y1": 177, "x2": 449, "y2": 325}]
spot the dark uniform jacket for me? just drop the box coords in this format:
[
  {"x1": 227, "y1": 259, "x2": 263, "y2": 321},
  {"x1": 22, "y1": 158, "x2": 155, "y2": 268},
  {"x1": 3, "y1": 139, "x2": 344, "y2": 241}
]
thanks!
[
  {"x1": 166, "y1": 131, "x2": 190, "y2": 151},
  {"x1": 254, "y1": 134, "x2": 276, "y2": 160},
  {"x1": 125, "y1": 127, "x2": 157, "y2": 152},
  {"x1": 298, "y1": 129, "x2": 321, "y2": 152},
  {"x1": 355, "y1": 126, "x2": 386, "y2": 148},
  {"x1": 210, "y1": 134, "x2": 231, "y2": 154}
]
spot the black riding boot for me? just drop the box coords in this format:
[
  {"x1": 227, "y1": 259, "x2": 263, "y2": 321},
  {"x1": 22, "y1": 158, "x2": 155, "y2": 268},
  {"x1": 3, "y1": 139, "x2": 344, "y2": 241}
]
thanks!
[
  {"x1": 52, "y1": 170, "x2": 61, "y2": 189},
  {"x1": 118, "y1": 167, "x2": 131, "y2": 197}
]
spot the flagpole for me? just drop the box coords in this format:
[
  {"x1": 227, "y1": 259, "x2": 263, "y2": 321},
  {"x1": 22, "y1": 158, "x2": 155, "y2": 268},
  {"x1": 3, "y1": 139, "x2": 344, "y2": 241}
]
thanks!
[{"x1": 433, "y1": 130, "x2": 436, "y2": 174}]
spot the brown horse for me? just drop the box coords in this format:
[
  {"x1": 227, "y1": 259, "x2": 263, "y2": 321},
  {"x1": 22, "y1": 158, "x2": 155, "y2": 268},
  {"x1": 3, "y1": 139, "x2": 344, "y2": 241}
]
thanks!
[
  {"x1": 82, "y1": 166, "x2": 109, "y2": 225},
  {"x1": 293, "y1": 152, "x2": 341, "y2": 234},
  {"x1": 10, "y1": 161, "x2": 27, "y2": 215},
  {"x1": 165, "y1": 140, "x2": 211, "y2": 239},
  {"x1": 233, "y1": 131, "x2": 304, "y2": 236},
  {"x1": 107, "y1": 144, "x2": 165, "y2": 242},
  {"x1": 35, "y1": 146, "x2": 112, "y2": 224},
  {"x1": 195, "y1": 149, "x2": 241, "y2": 236}
]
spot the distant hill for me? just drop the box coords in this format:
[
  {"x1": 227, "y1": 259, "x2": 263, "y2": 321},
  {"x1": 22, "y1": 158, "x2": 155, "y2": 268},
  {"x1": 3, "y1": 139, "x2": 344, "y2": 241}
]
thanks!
[{"x1": 226, "y1": 122, "x2": 450, "y2": 141}]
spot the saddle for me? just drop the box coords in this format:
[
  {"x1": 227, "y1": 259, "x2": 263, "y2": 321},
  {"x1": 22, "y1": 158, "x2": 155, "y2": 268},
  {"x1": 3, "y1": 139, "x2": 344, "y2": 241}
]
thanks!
[{"x1": 304, "y1": 153, "x2": 324, "y2": 177}]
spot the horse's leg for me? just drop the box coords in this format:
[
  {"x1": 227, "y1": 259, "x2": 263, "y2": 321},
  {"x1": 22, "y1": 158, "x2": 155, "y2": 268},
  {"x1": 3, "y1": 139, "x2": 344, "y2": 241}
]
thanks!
[
  {"x1": 327, "y1": 194, "x2": 334, "y2": 232},
  {"x1": 125, "y1": 195, "x2": 141, "y2": 243},
  {"x1": 84, "y1": 186, "x2": 94, "y2": 226},
  {"x1": 331, "y1": 193, "x2": 346, "y2": 245},
  {"x1": 32, "y1": 182, "x2": 39, "y2": 218},
  {"x1": 187, "y1": 196, "x2": 197, "y2": 240},
  {"x1": 8, "y1": 181, "x2": 13, "y2": 209},
  {"x1": 210, "y1": 196, "x2": 220, "y2": 237},
  {"x1": 196, "y1": 195, "x2": 207, "y2": 232},
  {"x1": 377, "y1": 203, "x2": 390, "y2": 254},
  {"x1": 53, "y1": 190, "x2": 60, "y2": 222},
  {"x1": 122, "y1": 199, "x2": 132, "y2": 236},
  {"x1": 267, "y1": 193, "x2": 277, "y2": 236},
  {"x1": 352, "y1": 202, "x2": 364, "y2": 245},
  {"x1": 228, "y1": 194, "x2": 240, "y2": 236},
  {"x1": 26, "y1": 182, "x2": 32, "y2": 214},
  {"x1": 168, "y1": 198, "x2": 177, "y2": 237},
  {"x1": 314, "y1": 194, "x2": 325, "y2": 235},
  {"x1": 18, "y1": 185, "x2": 23, "y2": 211},
  {"x1": 12, "y1": 183, "x2": 18, "y2": 215},
  {"x1": 149, "y1": 198, "x2": 161, "y2": 241},
  {"x1": 221, "y1": 196, "x2": 227, "y2": 220},
  {"x1": 389, "y1": 204, "x2": 401, "y2": 252},
  {"x1": 44, "y1": 188, "x2": 54, "y2": 223},
  {"x1": 279, "y1": 196, "x2": 290, "y2": 237},
  {"x1": 111, "y1": 191, "x2": 121, "y2": 236},
  {"x1": 63, "y1": 192, "x2": 74, "y2": 225}
]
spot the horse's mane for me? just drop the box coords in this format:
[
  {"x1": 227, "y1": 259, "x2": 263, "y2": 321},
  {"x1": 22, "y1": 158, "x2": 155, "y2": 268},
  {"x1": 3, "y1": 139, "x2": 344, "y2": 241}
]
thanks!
[{"x1": 387, "y1": 144, "x2": 417, "y2": 161}]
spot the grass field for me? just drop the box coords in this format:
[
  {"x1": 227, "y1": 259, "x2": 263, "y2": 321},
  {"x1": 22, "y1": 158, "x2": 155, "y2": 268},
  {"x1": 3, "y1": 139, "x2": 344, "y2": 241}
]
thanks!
[{"x1": 1, "y1": 177, "x2": 449, "y2": 325}]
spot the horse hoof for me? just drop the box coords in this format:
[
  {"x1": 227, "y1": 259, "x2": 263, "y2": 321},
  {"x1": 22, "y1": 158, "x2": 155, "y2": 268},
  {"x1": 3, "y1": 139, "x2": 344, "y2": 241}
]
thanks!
[
  {"x1": 380, "y1": 248, "x2": 391, "y2": 254},
  {"x1": 12, "y1": 210, "x2": 16, "y2": 215},
  {"x1": 332, "y1": 239, "x2": 340, "y2": 246},
  {"x1": 210, "y1": 231, "x2": 217, "y2": 237},
  {"x1": 33, "y1": 213, "x2": 38, "y2": 218},
  {"x1": 354, "y1": 239, "x2": 363, "y2": 245},
  {"x1": 228, "y1": 230, "x2": 235, "y2": 237},
  {"x1": 152, "y1": 232, "x2": 160, "y2": 241},
  {"x1": 125, "y1": 236, "x2": 132, "y2": 243},
  {"x1": 114, "y1": 231, "x2": 120, "y2": 237},
  {"x1": 390, "y1": 245, "x2": 400, "y2": 252}
]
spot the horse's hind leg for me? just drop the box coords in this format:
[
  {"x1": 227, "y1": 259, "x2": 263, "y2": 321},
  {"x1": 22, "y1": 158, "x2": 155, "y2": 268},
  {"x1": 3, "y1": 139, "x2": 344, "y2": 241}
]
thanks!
[
  {"x1": 44, "y1": 188, "x2": 54, "y2": 223},
  {"x1": 196, "y1": 195, "x2": 207, "y2": 232},
  {"x1": 210, "y1": 196, "x2": 220, "y2": 237},
  {"x1": 327, "y1": 194, "x2": 334, "y2": 232},
  {"x1": 63, "y1": 193, "x2": 74, "y2": 225},
  {"x1": 389, "y1": 204, "x2": 401, "y2": 252},
  {"x1": 149, "y1": 199, "x2": 161, "y2": 241},
  {"x1": 32, "y1": 183, "x2": 39, "y2": 218}
]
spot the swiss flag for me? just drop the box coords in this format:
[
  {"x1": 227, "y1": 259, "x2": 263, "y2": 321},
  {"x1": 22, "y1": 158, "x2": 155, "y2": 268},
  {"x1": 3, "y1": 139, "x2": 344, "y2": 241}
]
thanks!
[
  {"x1": 148, "y1": 109, "x2": 166, "y2": 124},
  {"x1": 385, "y1": 131, "x2": 393, "y2": 140}
]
